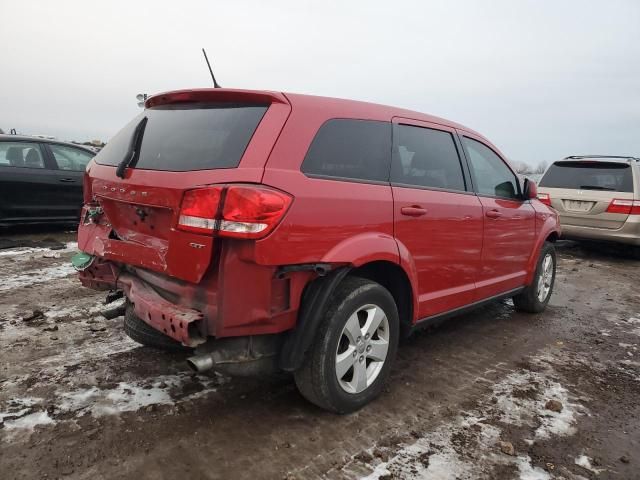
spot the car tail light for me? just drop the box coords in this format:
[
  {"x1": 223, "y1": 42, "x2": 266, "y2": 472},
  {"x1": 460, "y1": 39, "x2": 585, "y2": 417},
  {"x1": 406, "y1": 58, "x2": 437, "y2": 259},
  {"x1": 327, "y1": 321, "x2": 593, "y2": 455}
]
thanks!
[
  {"x1": 220, "y1": 185, "x2": 293, "y2": 238},
  {"x1": 177, "y1": 184, "x2": 292, "y2": 238},
  {"x1": 606, "y1": 199, "x2": 640, "y2": 215},
  {"x1": 178, "y1": 187, "x2": 223, "y2": 234},
  {"x1": 537, "y1": 193, "x2": 551, "y2": 206}
]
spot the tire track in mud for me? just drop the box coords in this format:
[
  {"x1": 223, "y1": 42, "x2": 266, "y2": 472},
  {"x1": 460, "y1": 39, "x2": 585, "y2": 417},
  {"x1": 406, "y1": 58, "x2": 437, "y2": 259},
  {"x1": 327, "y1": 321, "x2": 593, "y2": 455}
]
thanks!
[
  {"x1": 63, "y1": 302, "x2": 570, "y2": 480},
  {"x1": 0, "y1": 239, "x2": 638, "y2": 479},
  {"x1": 0, "y1": 241, "x2": 230, "y2": 450},
  {"x1": 342, "y1": 349, "x2": 589, "y2": 480}
]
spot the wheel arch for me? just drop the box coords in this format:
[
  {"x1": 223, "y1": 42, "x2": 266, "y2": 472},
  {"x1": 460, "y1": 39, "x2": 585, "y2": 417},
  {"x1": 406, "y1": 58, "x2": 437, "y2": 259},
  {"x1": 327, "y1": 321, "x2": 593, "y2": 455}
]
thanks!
[
  {"x1": 279, "y1": 256, "x2": 416, "y2": 372},
  {"x1": 350, "y1": 260, "x2": 414, "y2": 338},
  {"x1": 525, "y1": 226, "x2": 560, "y2": 284}
]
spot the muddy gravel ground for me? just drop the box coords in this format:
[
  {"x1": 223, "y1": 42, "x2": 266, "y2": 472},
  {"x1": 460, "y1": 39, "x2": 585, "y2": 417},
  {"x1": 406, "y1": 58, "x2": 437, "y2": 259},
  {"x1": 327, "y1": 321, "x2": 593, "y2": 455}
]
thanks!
[{"x1": 0, "y1": 230, "x2": 639, "y2": 480}]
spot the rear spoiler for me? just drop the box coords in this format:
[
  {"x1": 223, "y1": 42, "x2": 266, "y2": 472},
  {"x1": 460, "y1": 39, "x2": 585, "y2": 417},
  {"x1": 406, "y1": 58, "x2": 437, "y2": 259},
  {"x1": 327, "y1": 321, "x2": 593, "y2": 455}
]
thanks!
[
  {"x1": 145, "y1": 88, "x2": 290, "y2": 108},
  {"x1": 564, "y1": 155, "x2": 639, "y2": 163}
]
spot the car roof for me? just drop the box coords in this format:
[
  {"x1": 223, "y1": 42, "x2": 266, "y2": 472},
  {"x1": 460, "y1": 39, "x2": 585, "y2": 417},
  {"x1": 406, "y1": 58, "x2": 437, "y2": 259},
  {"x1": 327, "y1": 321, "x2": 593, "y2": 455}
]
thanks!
[
  {"x1": 282, "y1": 91, "x2": 472, "y2": 131},
  {"x1": 145, "y1": 88, "x2": 485, "y2": 137},
  {"x1": 144, "y1": 88, "x2": 515, "y2": 168},
  {"x1": 0, "y1": 134, "x2": 95, "y2": 153}
]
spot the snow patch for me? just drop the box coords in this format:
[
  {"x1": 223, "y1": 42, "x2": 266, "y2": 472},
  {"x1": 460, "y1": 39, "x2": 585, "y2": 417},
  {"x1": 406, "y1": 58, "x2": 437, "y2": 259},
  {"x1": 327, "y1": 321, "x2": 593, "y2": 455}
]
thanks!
[
  {"x1": 491, "y1": 371, "x2": 580, "y2": 439},
  {"x1": 1, "y1": 374, "x2": 219, "y2": 437},
  {"x1": 575, "y1": 455, "x2": 604, "y2": 474},
  {"x1": 3, "y1": 411, "x2": 54, "y2": 431},
  {"x1": 0, "y1": 242, "x2": 76, "y2": 258},
  {"x1": 0, "y1": 264, "x2": 76, "y2": 291},
  {"x1": 535, "y1": 384, "x2": 577, "y2": 439},
  {"x1": 0, "y1": 397, "x2": 42, "y2": 423},
  {"x1": 58, "y1": 374, "x2": 217, "y2": 417},
  {"x1": 356, "y1": 354, "x2": 585, "y2": 479},
  {"x1": 515, "y1": 455, "x2": 551, "y2": 480}
]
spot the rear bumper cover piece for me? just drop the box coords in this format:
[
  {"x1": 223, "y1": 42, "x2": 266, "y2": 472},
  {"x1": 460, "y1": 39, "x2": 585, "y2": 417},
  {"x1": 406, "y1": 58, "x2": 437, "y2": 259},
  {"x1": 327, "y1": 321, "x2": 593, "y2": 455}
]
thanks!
[
  {"x1": 78, "y1": 261, "x2": 205, "y2": 347},
  {"x1": 561, "y1": 221, "x2": 640, "y2": 246}
]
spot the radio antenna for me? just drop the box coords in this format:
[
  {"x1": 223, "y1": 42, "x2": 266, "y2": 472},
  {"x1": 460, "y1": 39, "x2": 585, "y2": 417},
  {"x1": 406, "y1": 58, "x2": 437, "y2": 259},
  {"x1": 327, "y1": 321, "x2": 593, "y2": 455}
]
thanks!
[{"x1": 202, "y1": 48, "x2": 221, "y2": 88}]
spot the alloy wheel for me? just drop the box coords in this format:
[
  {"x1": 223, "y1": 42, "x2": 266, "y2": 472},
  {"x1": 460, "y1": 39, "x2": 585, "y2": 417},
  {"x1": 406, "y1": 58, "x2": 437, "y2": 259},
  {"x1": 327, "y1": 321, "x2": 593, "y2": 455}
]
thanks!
[
  {"x1": 335, "y1": 304, "x2": 390, "y2": 394},
  {"x1": 536, "y1": 253, "x2": 554, "y2": 302}
]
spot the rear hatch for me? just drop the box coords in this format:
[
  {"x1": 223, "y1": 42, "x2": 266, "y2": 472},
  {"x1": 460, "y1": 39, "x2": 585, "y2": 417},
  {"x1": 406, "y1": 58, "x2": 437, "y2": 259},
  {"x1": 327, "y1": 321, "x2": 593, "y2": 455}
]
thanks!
[
  {"x1": 538, "y1": 160, "x2": 635, "y2": 229},
  {"x1": 80, "y1": 89, "x2": 291, "y2": 283}
]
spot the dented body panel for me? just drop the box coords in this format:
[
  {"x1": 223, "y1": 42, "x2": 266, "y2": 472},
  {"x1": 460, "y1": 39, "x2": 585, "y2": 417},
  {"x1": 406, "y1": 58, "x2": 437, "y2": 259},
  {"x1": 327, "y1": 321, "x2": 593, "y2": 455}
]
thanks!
[{"x1": 77, "y1": 87, "x2": 559, "y2": 358}]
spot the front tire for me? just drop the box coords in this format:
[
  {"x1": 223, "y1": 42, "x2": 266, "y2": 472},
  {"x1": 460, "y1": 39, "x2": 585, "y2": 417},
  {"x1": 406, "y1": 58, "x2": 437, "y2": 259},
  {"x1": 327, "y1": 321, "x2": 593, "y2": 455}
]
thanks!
[
  {"x1": 294, "y1": 277, "x2": 399, "y2": 413},
  {"x1": 513, "y1": 242, "x2": 556, "y2": 313}
]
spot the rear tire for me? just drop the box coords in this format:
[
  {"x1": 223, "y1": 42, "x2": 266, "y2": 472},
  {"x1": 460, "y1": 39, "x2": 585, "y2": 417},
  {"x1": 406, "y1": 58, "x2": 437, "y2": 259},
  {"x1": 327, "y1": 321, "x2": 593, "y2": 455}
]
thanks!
[
  {"x1": 294, "y1": 277, "x2": 399, "y2": 413},
  {"x1": 123, "y1": 304, "x2": 191, "y2": 352},
  {"x1": 513, "y1": 242, "x2": 556, "y2": 313}
]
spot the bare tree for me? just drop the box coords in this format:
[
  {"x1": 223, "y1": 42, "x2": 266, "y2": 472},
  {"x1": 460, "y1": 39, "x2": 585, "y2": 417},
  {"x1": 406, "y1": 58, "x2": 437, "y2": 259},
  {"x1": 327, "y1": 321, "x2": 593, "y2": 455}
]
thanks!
[
  {"x1": 512, "y1": 160, "x2": 534, "y2": 175},
  {"x1": 534, "y1": 161, "x2": 548, "y2": 174}
]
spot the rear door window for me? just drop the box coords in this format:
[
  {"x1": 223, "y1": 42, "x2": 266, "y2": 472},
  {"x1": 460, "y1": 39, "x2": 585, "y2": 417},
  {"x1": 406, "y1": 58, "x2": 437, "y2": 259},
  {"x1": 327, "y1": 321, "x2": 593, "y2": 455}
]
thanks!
[
  {"x1": 94, "y1": 104, "x2": 268, "y2": 171},
  {"x1": 301, "y1": 119, "x2": 391, "y2": 182},
  {"x1": 391, "y1": 124, "x2": 466, "y2": 191},
  {"x1": 539, "y1": 161, "x2": 633, "y2": 192},
  {"x1": 50, "y1": 144, "x2": 94, "y2": 171},
  {"x1": 0, "y1": 142, "x2": 46, "y2": 169},
  {"x1": 463, "y1": 137, "x2": 520, "y2": 199}
]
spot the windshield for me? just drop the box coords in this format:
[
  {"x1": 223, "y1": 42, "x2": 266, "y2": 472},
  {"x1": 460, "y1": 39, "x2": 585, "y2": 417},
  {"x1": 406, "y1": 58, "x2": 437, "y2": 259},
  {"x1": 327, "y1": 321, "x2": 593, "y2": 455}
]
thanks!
[
  {"x1": 95, "y1": 103, "x2": 268, "y2": 172},
  {"x1": 539, "y1": 161, "x2": 633, "y2": 192}
]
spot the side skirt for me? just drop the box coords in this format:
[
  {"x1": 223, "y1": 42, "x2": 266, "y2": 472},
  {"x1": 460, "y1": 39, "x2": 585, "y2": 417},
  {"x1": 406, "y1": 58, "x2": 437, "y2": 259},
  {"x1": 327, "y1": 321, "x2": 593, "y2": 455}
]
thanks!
[{"x1": 411, "y1": 287, "x2": 525, "y2": 333}]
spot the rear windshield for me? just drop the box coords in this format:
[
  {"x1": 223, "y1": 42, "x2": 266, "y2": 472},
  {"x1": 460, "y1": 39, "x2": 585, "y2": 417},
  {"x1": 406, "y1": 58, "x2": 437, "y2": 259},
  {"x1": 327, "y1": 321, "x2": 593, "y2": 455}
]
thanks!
[
  {"x1": 539, "y1": 161, "x2": 633, "y2": 192},
  {"x1": 95, "y1": 103, "x2": 268, "y2": 171}
]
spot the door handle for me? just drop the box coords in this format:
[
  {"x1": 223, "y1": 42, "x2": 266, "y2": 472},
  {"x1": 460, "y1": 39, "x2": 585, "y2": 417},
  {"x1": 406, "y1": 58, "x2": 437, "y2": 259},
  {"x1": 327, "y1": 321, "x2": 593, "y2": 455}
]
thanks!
[
  {"x1": 401, "y1": 206, "x2": 428, "y2": 217},
  {"x1": 485, "y1": 209, "x2": 502, "y2": 219},
  {"x1": 58, "y1": 178, "x2": 76, "y2": 183}
]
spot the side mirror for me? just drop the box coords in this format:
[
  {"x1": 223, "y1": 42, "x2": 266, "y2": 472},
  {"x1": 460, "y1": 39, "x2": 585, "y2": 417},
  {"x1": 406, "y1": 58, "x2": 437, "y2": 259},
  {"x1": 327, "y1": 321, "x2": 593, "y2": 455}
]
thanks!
[{"x1": 523, "y1": 178, "x2": 538, "y2": 200}]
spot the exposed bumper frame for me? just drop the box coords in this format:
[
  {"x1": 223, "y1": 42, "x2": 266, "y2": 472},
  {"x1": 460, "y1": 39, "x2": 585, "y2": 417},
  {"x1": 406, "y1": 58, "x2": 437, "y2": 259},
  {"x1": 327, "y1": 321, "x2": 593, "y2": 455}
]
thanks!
[{"x1": 78, "y1": 261, "x2": 205, "y2": 347}]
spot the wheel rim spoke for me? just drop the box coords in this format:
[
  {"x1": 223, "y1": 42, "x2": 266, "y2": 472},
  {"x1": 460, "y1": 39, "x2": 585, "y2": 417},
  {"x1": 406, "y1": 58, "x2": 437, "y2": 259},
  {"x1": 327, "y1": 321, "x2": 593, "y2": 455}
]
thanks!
[
  {"x1": 363, "y1": 306, "x2": 385, "y2": 338},
  {"x1": 367, "y1": 339, "x2": 388, "y2": 362},
  {"x1": 336, "y1": 346, "x2": 356, "y2": 379},
  {"x1": 349, "y1": 358, "x2": 368, "y2": 393},
  {"x1": 343, "y1": 312, "x2": 362, "y2": 344}
]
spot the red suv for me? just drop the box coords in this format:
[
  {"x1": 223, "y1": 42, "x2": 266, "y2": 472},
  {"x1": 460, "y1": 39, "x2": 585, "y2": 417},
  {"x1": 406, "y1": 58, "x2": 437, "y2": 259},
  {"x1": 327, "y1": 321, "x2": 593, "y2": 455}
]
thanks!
[{"x1": 76, "y1": 89, "x2": 560, "y2": 413}]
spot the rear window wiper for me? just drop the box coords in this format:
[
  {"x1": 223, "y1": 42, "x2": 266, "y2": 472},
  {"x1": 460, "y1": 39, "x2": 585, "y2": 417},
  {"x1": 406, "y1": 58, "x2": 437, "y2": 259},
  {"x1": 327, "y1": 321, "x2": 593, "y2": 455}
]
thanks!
[
  {"x1": 116, "y1": 116, "x2": 148, "y2": 178},
  {"x1": 579, "y1": 185, "x2": 616, "y2": 191}
]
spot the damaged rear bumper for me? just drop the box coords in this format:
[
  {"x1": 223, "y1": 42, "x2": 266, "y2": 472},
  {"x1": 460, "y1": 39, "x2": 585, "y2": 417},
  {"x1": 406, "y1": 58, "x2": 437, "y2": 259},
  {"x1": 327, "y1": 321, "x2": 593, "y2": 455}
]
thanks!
[{"x1": 78, "y1": 260, "x2": 205, "y2": 347}]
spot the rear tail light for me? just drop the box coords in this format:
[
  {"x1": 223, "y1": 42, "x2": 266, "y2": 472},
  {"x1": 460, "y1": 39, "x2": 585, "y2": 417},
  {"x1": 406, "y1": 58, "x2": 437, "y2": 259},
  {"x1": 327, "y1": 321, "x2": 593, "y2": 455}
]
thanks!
[
  {"x1": 537, "y1": 192, "x2": 551, "y2": 206},
  {"x1": 177, "y1": 184, "x2": 292, "y2": 238},
  {"x1": 606, "y1": 199, "x2": 640, "y2": 215},
  {"x1": 220, "y1": 185, "x2": 293, "y2": 238},
  {"x1": 178, "y1": 187, "x2": 223, "y2": 234}
]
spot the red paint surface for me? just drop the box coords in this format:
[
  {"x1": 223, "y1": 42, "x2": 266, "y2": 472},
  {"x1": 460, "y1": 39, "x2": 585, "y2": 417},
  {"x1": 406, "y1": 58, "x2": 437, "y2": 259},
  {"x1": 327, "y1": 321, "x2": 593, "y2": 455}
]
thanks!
[{"x1": 78, "y1": 88, "x2": 559, "y2": 345}]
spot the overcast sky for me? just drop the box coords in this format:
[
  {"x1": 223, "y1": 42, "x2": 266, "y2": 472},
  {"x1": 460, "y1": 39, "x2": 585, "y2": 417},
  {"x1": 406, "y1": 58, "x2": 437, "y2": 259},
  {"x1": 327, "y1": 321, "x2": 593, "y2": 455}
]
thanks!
[{"x1": 1, "y1": 0, "x2": 638, "y2": 166}]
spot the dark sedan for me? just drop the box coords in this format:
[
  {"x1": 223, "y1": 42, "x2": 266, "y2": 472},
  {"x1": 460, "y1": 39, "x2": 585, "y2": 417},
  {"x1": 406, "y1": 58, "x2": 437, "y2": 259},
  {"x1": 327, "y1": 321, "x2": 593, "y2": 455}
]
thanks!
[{"x1": 0, "y1": 135, "x2": 95, "y2": 227}]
